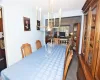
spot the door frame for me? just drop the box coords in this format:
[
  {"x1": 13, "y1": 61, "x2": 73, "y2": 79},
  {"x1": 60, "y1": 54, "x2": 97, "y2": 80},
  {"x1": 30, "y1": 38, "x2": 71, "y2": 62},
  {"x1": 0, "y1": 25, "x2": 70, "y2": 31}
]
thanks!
[{"x1": 0, "y1": 5, "x2": 8, "y2": 67}]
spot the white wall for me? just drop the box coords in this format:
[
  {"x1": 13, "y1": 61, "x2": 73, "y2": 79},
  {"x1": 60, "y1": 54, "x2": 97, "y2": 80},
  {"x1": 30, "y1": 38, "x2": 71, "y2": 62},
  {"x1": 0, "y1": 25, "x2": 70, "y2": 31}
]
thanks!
[
  {"x1": 1, "y1": 3, "x2": 44, "y2": 66},
  {"x1": 44, "y1": 10, "x2": 83, "y2": 19},
  {"x1": 0, "y1": 10, "x2": 1, "y2": 18},
  {"x1": 44, "y1": 10, "x2": 84, "y2": 54},
  {"x1": 0, "y1": 32, "x2": 3, "y2": 38},
  {"x1": 79, "y1": 14, "x2": 84, "y2": 54},
  {"x1": 0, "y1": 1, "x2": 84, "y2": 66},
  {"x1": 0, "y1": 9, "x2": 2, "y2": 38}
]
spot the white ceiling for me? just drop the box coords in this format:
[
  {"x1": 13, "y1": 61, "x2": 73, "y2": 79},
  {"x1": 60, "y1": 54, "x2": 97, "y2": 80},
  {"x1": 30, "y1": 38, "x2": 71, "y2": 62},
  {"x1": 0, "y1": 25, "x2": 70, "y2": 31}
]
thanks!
[
  {"x1": 34, "y1": 0, "x2": 86, "y2": 13},
  {"x1": 1, "y1": 0, "x2": 86, "y2": 13}
]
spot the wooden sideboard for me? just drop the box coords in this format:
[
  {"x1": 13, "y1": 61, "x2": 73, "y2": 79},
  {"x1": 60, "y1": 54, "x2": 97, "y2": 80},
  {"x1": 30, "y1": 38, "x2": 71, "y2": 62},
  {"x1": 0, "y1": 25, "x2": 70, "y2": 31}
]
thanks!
[
  {"x1": 77, "y1": 0, "x2": 100, "y2": 80},
  {"x1": 77, "y1": 54, "x2": 93, "y2": 80}
]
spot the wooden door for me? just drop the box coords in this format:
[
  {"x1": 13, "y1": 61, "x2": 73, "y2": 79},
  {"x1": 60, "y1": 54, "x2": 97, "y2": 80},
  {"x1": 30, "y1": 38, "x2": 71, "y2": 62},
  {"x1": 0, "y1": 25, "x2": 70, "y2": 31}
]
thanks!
[
  {"x1": 0, "y1": 49, "x2": 6, "y2": 72},
  {"x1": 0, "y1": 18, "x2": 3, "y2": 32},
  {"x1": 81, "y1": 14, "x2": 88, "y2": 58}
]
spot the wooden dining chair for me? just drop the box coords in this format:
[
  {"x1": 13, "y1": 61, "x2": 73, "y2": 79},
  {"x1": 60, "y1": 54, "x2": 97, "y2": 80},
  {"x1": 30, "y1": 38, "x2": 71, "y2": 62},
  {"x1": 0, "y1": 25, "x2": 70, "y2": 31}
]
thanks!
[
  {"x1": 64, "y1": 43, "x2": 71, "y2": 69},
  {"x1": 36, "y1": 40, "x2": 42, "y2": 49},
  {"x1": 65, "y1": 43, "x2": 71, "y2": 58},
  {"x1": 21, "y1": 43, "x2": 32, "y2": 58},
  {"x1": 62, "y1": 50, "x2": 73, "y2": 80},
  {"x1": 54, "y1": 38, "x2": 60, "y2": 44}
]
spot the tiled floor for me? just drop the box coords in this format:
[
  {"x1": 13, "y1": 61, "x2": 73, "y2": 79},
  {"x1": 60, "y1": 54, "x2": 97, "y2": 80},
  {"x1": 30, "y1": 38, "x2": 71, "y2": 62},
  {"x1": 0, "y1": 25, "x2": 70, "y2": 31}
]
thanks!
[
  {"x1": 0, "y1": 77, "x2": 1, "y2": 80},
  {"x1": 66, "y1": 53, "x2": 78, "y2": 80},
  {"x1": 0, "y1": 53, "x2": 78, "y2": 80},
  {"x1": 0, "y1": 73, "x2": 1, "y2": 80}
]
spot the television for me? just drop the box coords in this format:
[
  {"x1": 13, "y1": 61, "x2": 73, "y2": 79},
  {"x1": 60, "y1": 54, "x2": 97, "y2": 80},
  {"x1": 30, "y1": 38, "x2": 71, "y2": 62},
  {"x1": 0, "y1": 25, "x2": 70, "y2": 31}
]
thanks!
[
  {"x1": 59, "y1": 32, "x2": 65, "y2": 37},
  {"x1": 54, "y1": 32, "x2": 57, "y2": 38}
]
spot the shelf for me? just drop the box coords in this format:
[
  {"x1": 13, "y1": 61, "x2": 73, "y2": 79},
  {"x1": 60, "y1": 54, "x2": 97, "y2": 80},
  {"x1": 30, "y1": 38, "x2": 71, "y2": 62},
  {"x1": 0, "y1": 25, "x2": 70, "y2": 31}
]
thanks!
[
  {"x1": 90, "y1": 44, "x2": 93, "y2": 49},
  {"x1": 53, "y1": 27, "x2": 59, "y2": 28},
  {"x1": 91, "y1": 26, "x2": 95, "y2": 29},
  {"x1": 87, "y1": 51, "x2": 93, "y2": 67},
  {"x1": 90, "y1": 41, "x2": 93, "y2": 47}
]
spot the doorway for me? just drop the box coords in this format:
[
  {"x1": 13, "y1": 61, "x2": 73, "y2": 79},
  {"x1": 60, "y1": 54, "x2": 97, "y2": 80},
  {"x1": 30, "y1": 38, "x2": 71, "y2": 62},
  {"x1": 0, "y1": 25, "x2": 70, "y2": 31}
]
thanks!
[
  {"x1": 45, "y1": 16, "x2": 81, "y2": 53},
  {"x1": 0, "y1": 7, "x2": 7, "y2": 72}
]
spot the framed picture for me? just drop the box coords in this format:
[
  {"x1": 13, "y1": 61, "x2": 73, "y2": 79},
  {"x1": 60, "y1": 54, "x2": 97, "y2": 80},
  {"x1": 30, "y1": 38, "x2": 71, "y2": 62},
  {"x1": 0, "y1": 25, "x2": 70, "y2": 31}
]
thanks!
[
  {"x1": 23, "y1": 17, "x2": 31, "y2": 31},
  {"x1": 37, "y1": 20, "x2": 40, "y2": 30}
]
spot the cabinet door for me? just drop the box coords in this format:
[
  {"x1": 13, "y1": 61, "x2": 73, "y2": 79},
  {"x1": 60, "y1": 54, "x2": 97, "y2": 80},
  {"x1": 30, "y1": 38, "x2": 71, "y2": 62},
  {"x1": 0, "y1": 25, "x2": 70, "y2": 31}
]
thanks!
[
  {"x1": 76, "y1": 23, "x2": 80, "y2": 53},
  {"x1": 77, "y1": 60, "x2": 86, "y2": 80},
  {"x1": 95, "y1": 40, "x2": 100, "y2": 80},
  {"x1": 73, "y1": 23, "x2": 80, "y2": 53},
  {"x1": 85, "y1": 8, "x2": 92, "y2": 63},
  {"x1": 81, "y1": 16, "x2": 86, "y2": 54},
  {"x1": 91, "y1": 0, "x2": 100, "y2": 77},
  {"x1": 94, "y1": 1, "x2": 100, "y2": 79},
  {"x1": 87, "y1": 7, "x2": 97, "y2": 70}
]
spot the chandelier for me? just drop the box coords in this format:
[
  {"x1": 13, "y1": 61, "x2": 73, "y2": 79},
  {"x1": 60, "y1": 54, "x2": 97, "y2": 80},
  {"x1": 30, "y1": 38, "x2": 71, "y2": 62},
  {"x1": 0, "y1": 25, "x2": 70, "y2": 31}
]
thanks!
[
  {"x1": 36, "y1": 0, "x2": 62, "y2": 31},
  {"x1": 36, "y1": 0, "x2": 62, "y2": 54}
]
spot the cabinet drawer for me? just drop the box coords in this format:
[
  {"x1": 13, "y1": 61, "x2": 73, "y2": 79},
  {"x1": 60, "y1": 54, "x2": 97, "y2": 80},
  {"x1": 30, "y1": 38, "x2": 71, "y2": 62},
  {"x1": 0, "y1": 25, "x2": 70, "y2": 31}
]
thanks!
[{"x1": 77, "y1": 61, "x2": 86, "y2": 80}]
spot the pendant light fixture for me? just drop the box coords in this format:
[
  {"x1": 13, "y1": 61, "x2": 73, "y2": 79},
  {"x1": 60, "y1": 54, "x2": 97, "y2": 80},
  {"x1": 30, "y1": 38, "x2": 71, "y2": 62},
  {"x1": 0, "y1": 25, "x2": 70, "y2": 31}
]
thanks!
[
  {"x1": 36, "y1": 0, "x2": 62, "y2": 32},
  {"x1": 36, "y1": 0, "x2": 62, "y2": 54}
]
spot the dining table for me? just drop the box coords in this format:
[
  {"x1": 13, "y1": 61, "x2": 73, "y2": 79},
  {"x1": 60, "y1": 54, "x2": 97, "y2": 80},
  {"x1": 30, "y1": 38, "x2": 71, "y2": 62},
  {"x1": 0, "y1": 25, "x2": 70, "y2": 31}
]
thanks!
[{"x1": 1, "y1": 45, "x2": 66, "y2": 80}]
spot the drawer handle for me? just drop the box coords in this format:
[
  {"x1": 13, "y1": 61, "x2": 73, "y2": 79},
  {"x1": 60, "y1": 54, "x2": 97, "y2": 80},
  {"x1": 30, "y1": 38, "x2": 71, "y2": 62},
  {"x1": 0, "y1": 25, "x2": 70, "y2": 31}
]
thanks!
[{"x1": 0, "y1": 58, "x2": 4, "y2": 61}]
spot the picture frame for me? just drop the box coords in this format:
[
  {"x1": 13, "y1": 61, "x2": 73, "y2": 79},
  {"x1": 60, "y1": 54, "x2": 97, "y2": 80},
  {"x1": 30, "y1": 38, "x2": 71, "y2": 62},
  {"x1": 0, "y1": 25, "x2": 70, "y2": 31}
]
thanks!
[
  {"x1": 37, "y1": 20, "x2": 40, "y2": 30},
  {"x1": 23, "y1": 17, "x2": 31, "y2": 31}
]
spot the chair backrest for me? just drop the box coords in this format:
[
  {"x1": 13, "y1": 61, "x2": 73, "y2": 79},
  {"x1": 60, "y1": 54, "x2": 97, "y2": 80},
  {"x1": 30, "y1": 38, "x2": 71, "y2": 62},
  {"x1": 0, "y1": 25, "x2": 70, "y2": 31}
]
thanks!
[
  {"x1": 21, "y1": 43, "x2": 32, "y2": 58},
  {"x1": 65, "y1": 43, "x2": 71, "y2": 58},
  {"x1": 36, "y1": 40, "x2": 42, "y2": 49},
  {"x1": 54, "y1": 38, "x2": 60, "y2": 44},
  {"x1": 62, "y1": 50, "x2": 73, "y2": 80}
]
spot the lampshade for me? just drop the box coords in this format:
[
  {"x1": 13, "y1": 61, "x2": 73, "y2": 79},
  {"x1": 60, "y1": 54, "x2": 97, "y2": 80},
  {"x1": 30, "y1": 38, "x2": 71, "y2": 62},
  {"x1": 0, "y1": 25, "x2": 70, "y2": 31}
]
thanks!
[{"x1": 46, "y1": 26, "x2": 52, "y2": 31}]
